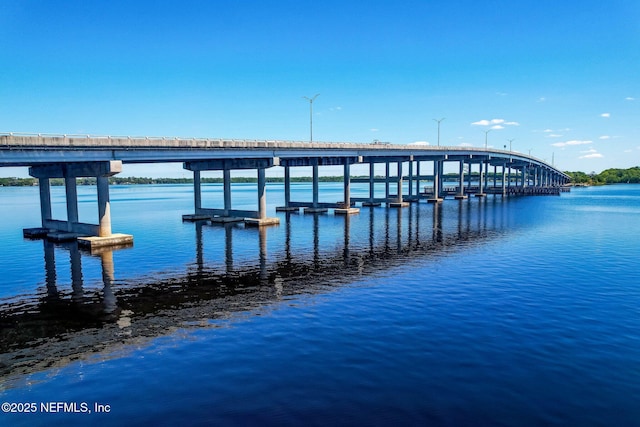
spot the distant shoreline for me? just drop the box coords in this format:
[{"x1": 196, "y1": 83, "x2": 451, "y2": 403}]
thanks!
[{"x1": 1, "y1": 166, "x2": 638, "y2": 186}]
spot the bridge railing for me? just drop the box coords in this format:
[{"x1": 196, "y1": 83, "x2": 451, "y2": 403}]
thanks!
[{"x1": 0, "y1": 132, "x2": 568, "y2": 179}]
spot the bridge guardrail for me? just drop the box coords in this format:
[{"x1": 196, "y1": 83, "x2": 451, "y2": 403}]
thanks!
[{"x1": 0, "y1": 132, "x2": 568, "y2": 179}]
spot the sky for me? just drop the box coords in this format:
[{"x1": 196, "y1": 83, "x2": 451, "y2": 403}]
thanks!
[{"x1": 1, "y1": 0, "x2": 639, "y2": 177}]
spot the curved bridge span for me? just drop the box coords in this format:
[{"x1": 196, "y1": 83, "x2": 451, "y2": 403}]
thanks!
[{"x1": 1, "y1": 133, "x2": 570, "y2": 248}]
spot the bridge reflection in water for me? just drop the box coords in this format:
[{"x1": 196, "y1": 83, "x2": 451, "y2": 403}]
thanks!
[{"x1": 0, "y1": 199, "x2": 514, "y2": 384}]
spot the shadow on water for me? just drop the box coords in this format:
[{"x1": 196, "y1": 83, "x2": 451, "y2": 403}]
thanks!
[{"x1": 0, "y1": 197, "x2": 516, "y2": 386}]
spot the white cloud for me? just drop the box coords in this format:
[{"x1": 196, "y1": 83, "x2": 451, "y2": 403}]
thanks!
[
  {"x1": 491, "y1": 125, "x2": 505, "y2": 130},
  {"x1": 579, "y1": 153, "x2": 603, "y2": 159},
  {"x1": 580, "y1": 148, "x2": 597, "y2": 154},
  {"x1": 600, "y1": 113, "x2": 611, "y2": 118},
  {"x1": 538, "y1": 97, "x2": 546, "y2": 102},
  {"x1": 599, "y1": 135, "x2": 611, "y2": 140},
  {"x1": 624, "y1": 149, "x2": 632, "y2": 153},
  {"x1": 459, "y1": 142, "x2": 473, "y2": 147},
  {"x1": 409, "y1": 141, "x2": 429, "y2": 145},
  {"x1": 625, "y1": 97, "x2": 635, "y2": 101},
  {"x1": 543, "y1": 129, "x2": 553, "y2": 133},
  {"x1": 370, "y1": 128, "x2": 379, "y2": 132},
  {"x1": 472, "y1": 118, "x2": 519, "y2": 127},
  {"x1": 546, "y1": 134, "x2": 563, "y2": 138},
  {"x1": 552, "y1": 140, "x2": 593, "y2": 148}
]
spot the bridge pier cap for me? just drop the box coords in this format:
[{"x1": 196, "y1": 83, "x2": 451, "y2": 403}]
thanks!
[
  {"x1": 29, "y1": 161, "x2": 123, "y2": 178},
  {"x1": 184, "y1": 158, "x2": 277, "y2": 171}
]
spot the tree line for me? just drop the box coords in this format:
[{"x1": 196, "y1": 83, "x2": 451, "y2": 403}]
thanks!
[
  {"x1": 0, "y1": 175, "x2": 348, "y2": 186},
  {"x1": 2, "y1": 167, "x2": 638, "y2": 187},
  {"x1": 564, "y1": 167, "x2": 640, "y2": 184}
]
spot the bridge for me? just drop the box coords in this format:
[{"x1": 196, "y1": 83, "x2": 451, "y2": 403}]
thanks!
[{"x1": 0, "y1": 132, "x2": 570, "y2": 248}]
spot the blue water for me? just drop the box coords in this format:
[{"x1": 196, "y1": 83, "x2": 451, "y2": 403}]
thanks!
[{"x1": 0, "y1": 183, "x2": 639, "y2": 426}]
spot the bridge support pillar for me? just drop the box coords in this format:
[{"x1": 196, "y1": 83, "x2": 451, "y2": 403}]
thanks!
[
  {"x1": 211, "y1": 168, "x2": 244, "y2": 223},
  {"x1": 362, "y1": 162, "x2": 381, "y2": 207},
  {"x1": 415, "y1": 161, "x2": 422, "y2": 198},
  {"x1": 475, "y1": 161, "x2": 487, "y2": 197},
  {"x1": 428, "y1": 160, "x2": 443, "y2": 203},
  {"x1": 335, "y1": 162, "x2": 360, "y2": 214},
  {"x1": 38, "y1": 177, "x2": 52, "y2": 227},
  {"x1": 455, "y1": 160, "x2": 468, "y2": 200},
  {"x1": 407, "y1": 161, "x2": 414, "y2": 199},
  {"x1": 390, "y1": 161, "x2": 409, "y2": 207},
  {"x1": 97, "y1": 175, "x2": 112, "y2": 236},
  {"x1": 245, "y1": 168, "x2": 280, "y2": 226},
  {"x1": 24, "y1": 161, "x2": 133, "y2": 249},
  {"x1": 384, "y1": 162, "x2": 391, "y2": 201},
  {"x1": 276, "y1": 166, "x2": 299, "y2": 212},
  {"x1": 304, "y1": 160, "x2": 328, "y2": 214}
]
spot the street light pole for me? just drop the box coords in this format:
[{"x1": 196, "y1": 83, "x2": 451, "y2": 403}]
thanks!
[
  {"x1": 303, "y1": 94, "x2": 319, "y2": 142},
  {"x1": 433, "y1": 118, "x2": 445, "y2": 147},
  {"x1": 484, "y1": 129, "x2": 492, "y2": 149},
  {"x1": 507, "y1": 138, "x2": 515, "y2": 152}
]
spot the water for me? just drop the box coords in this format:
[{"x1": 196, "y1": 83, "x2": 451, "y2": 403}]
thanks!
[{"x1": 0, "y1": 183, "x2": 638, "y2": 426}]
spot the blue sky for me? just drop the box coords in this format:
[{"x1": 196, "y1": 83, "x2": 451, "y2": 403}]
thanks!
[{"x1": 1, "y1": 0, "x2": 639, "y2": 177}]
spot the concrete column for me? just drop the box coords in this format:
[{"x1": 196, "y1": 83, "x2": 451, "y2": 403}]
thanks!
[
  {"x1": 493, "y1": 165, "x2": 498, "y2": 188},
  {"x1": 523, "y1": 167, "x2": 528, "y2": 188},
  {"x1": 455, "y1": 160, "x2": 467, "y2": 199},
  {"x1": 467, "y1": 162, "x2": 472, "y2": 190},
  {"x1": 408, "y1": 161, "x2": 414, "y2": 199},
  {"x1": 193, "y1": 170, "x2": 202, "y2": 211},
  {"x1": 396, "y1": 161, "x2": 403, "y2": 203},
  {"x1": 484, "y1": 162, "x2": 490, "y2": 192},
  {"x1": 97, "y1": 175, "x2": 112, "y2": 237},
  {"x1": 336, "y1": 162, "x2": 360, "y2": 214},
  {"x1": 428, "y1": 160, "x2": 443, "y2": 203},
  {"x1": 38, "y1": 177, "x2": 52, "y2": 228},
  {"x1": 257, "y1": 168, "x2": 267, "y2": 219},
  {"x1": 390, "y1": 161, "x2": 409, "y2": 207},
  {"x1": 369, "y1": 162, "x2": 375, "y2": 201},
  {"x1": 501, "y1": 165, "x2": 507, "y2": 195},
  {"x1": 508, "y1": 167, "x2": 512, "y2": 188},
  {"x1": 344, "y1": 162, "x2": 351, "y2": 206},
  {"x1": 223, "y1": 168, "x2": 232, "y2": 216},
  {"x1": 415, "y1": 161, "x2": 421, "y2": 196},
  {"x1": 312, "y1": 161, "x2": 319, "y2": 207},
  {"x1": 276, "y1": 165, "x2": 296, "y2": 212},
  {"x1": 438, "y1": 160, "x2": 444, "y2": 197},
  {"x1": 65, "y1": 176, "x2": 79, "y2": 231},
  {"x1": 433, "y1": 160, "x2": 440, "y2": 199},
  {"x1": 385, "y1": 162, "x2": 390, "y2": 199},
  {"x1": 476, "y1": 162, "x2": 486, "y2": 197},
  {"x1": 284, "y1": 166, "x2": 291, "y2": 207}
]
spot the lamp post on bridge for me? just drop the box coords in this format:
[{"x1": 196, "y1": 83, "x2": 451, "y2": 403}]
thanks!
[
  {"x1": 433, "y1": 118, "x2": 445, "y2": 147},
  {"x1": 507, "y1": 138, "x2": 514, "y2": 153},
  {"x1": 303, "y1": 94, "x2": 319, "y2": 143},
  {"x1": 484, "y1": 129, "x2": 492, "y2": 149}
]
